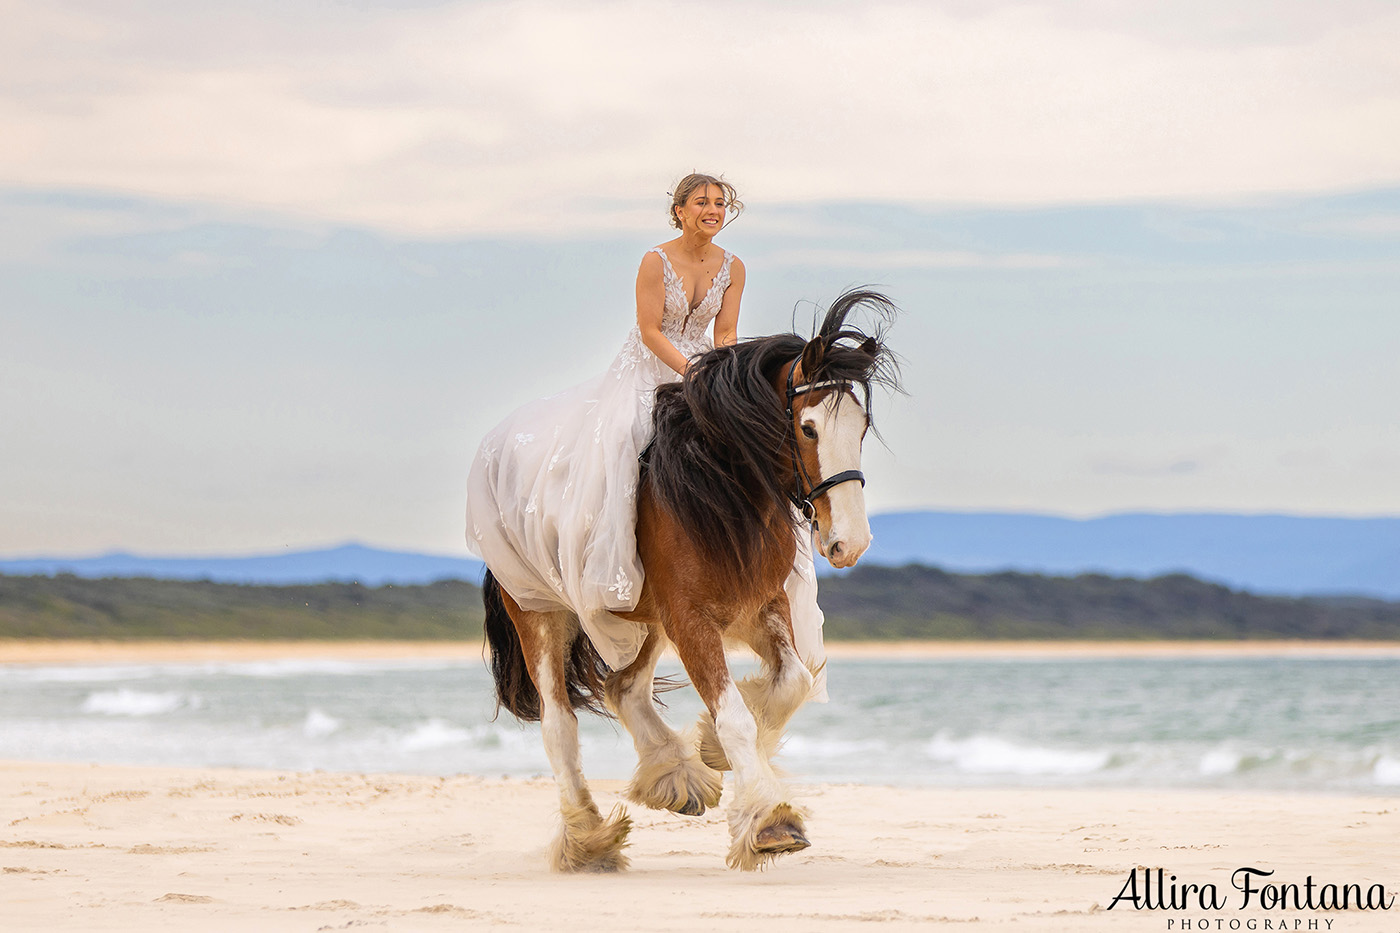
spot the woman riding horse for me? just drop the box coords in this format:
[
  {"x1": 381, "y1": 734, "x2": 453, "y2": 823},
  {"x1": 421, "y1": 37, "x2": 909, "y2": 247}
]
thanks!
[{"x1": 466, "y1": 174, "x2": 898, "y2": 869}]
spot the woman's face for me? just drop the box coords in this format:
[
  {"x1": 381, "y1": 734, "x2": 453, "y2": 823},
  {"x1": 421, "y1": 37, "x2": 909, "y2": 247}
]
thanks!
[{"x1": 676, "y1": 184, "x2": 727, "y2": 235}]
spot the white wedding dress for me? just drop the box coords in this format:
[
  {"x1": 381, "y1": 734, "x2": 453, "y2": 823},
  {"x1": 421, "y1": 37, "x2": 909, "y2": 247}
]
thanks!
[{"x1": 466, "y1": 246, "x2": 828, "y2": 702}]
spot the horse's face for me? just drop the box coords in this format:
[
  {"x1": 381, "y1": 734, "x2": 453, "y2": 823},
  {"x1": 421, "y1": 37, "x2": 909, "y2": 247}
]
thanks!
[{"x1": 795, "y1": 387, "x2": 872, "y2": 569}]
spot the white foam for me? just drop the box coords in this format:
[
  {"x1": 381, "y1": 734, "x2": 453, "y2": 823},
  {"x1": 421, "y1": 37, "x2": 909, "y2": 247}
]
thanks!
[
  {"x1": 1198, "y1": 748, "x2": 1243, "y2": 776},
  {"x1": 925, "y1": 734, "x2": 1110, "y2": 776},
  {"x1": 1373, "y1": 756, "x2": 1400, "y2": 786},
  {"x1": 400, "y1": 719, "x2": 475, "y2": 751},
  {"x1": 302, "y1": 709, "x2": 341, "y2": 738},
  {"x1": 4, "y1": 658, "x2": 467, "y2": 684},
  {"x1": 3, "y1": 664, "x2": 167, "y2": 684},
  {"x1": 780, "y1": 735, "x2": 885, "y2": 758},
  {"x1": 81, "y1": 689, "x2": 185, "y2": 717}
]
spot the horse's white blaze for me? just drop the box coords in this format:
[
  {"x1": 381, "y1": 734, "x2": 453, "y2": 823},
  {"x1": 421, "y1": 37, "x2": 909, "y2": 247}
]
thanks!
[{"x1": 805, "y1": 393, "x2": 871, "y2": 569}]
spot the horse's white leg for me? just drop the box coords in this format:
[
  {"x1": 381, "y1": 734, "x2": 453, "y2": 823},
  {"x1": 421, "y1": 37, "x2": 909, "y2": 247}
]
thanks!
[
  {"x1": 713, "y1": 676, "x2": 810, "y2": 870},
  {"x1": 744, "y1": 637, "x2": 813, "y2": 757},
  {"x1": 606, "y1": 629, "x2": 722, "y2": 816},
  {"x1": 523, "y1": 611, "x2": 630, "y2": 872},
  {"x1": 666, "y1": 616, "x2": 809, "y2": 871},
  {"x1": 698, "y1": 599, "x2": 814, "y2": 769}
]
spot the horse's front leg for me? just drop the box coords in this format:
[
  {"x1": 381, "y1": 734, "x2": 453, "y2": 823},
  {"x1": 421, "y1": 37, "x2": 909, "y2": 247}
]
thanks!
[
  {"x1": 696, "y1": 594, "x2": 815, "y2": 771},
  {"x1": 605, "y1": 626, "x2": 722, "y2": 816},
  {"x1": 516, "y1": 607, "x2": 631, "y2": 872},
  {"x1": 664, "y1": 610, "x2": 809, "y2": 871}
]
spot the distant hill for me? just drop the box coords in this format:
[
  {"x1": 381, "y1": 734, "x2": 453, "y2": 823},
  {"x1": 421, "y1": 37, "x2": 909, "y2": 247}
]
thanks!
[
  {"x1": 0, "y1": 543, "x2": 485, "y2": 587},
  {"x1": 816, "y1": 565, "x2": 1400, "y2": 641},
  {"x1": 862, "y1": 512, "x2": 1400, "y2": 599},
  {"x1": 0, "y1": 575, "x2": 482, "y2": 641},
  {"x1": 2, "y1": 567, "x2": 1396, "y2": 643},
  {"x1": 2, "y1": 511, "x2": 1396, "y2": 599}
]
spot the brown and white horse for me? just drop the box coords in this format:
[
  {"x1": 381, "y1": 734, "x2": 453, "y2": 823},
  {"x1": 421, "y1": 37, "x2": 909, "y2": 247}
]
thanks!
[{"x1": 481, "y1": 290, "x2": 899, "y2": 871}]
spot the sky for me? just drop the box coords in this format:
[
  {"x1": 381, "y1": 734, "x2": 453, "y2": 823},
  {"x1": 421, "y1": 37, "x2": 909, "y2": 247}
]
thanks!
[{"x1": 2, "y1": 0, "x2": 1399, "y2": 557}]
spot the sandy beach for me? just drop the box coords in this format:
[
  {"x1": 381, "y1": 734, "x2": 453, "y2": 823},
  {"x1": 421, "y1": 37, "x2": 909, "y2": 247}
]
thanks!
[
  {"x1": 3, "y1": 761, "x2": 1397, "y2": 932},
  {"x1": 4, "y1": 641, "x2": 1398, "y2": 931}
]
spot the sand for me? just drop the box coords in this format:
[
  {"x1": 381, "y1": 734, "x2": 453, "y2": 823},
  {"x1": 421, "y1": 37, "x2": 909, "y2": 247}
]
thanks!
[
  {"x1": 4, "y1": 641, "x2": 1399, "y2": 931},
  {"x1": 3, "y1": 761, "x2": 1397, "y2": 932}
]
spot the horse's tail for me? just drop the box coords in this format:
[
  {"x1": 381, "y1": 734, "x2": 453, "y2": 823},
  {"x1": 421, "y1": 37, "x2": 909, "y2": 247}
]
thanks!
[
  {"x1": 482, "y1": 570, "x2": 612, "y2": 722},
  {"x1": 483, "y1": 570, "x2": 542, "y2": 721}
]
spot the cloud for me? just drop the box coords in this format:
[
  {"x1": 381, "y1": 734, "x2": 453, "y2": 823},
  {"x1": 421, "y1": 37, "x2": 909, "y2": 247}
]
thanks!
[
  {"x1": 1297, "y1": 213, "x2": 1400, "y2": 237},
  {"x1": 1091, "y1": 457, "x2": 1204, "y2": 478},
  {"x1": 759, "y1": 248, "x2": 1080, "y2": 270},
  {"x1": 3, "y1": 1, "x2": 1399, "y2": 236}
]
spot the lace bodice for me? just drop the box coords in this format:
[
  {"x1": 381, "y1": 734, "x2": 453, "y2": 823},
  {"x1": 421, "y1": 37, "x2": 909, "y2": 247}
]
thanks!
[
  {"x1": 654, "y1": 246, "x2": 733, "y2": 355},
  {"x1": 613, "y1": 246, "x2": 734, "y2": 375}
]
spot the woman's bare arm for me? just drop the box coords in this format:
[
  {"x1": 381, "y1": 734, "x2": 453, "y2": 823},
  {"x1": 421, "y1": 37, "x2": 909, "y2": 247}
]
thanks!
[
  {"x1": 636, "y1": 251, "x2": 691, "y2": 375},
  {"x1": 711, "y1": 256, "x2": 745, "y2": 348}
]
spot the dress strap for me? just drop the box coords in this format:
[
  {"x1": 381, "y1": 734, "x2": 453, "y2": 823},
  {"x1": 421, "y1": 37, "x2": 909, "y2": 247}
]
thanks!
[{"x1": 652, "y1": 246, "x2": 678, "y2": 283}]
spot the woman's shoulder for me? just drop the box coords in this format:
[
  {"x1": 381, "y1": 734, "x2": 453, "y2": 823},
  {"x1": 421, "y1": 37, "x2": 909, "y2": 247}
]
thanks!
[
  {"x1": 646, "y1": 239, "x2": 678, "y2": 263},
  {"x1": 639, "y1": 246, "x2": 666, "y2": 271}
]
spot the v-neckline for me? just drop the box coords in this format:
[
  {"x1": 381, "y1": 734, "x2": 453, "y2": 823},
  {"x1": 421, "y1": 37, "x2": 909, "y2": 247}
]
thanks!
[{"x1": 659, "y1": 247, "x2": 723, "y2": 312}]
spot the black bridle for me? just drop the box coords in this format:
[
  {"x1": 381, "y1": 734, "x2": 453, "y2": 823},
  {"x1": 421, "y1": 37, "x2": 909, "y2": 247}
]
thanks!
[{"x1": 784, "y1": 359, "x2": 866, "y2": 523}]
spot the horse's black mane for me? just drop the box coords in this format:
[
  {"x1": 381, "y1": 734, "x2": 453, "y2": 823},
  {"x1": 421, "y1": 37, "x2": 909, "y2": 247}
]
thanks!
[{"x1": 644, "y1": 288, "x2": 901, "y2": 583}]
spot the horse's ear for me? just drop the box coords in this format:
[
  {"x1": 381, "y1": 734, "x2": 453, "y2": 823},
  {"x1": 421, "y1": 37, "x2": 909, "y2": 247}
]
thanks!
[{"x1": 800, "y1": 338, "x2": 826, "y2": 381}]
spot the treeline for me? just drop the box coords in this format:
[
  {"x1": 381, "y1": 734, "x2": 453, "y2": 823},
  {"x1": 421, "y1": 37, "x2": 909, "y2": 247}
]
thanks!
[
  {"x1": 0, "y1": 575, "x2": 483, "y2": 641},
  {"x1": 817, "y1": 565, "x2": 1400, "y2": 640},
  {"x1": 1, "y1": 566, "x2": 1398, "y2": 642}
]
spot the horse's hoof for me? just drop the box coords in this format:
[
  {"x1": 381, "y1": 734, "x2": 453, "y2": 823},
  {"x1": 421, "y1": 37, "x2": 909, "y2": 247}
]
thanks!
[
  {"x1": 551, "y1": 803, "x2": 632, "y2": 873},
  {"x1": 754, "y1": 821, "x2": 810, "y2": 855},
  {"x1": 626, "y1": 744, "x2": 723, "y2": 816},
  {"x1": 672, "y1": 796, "x2": 707, "y2": 816}
]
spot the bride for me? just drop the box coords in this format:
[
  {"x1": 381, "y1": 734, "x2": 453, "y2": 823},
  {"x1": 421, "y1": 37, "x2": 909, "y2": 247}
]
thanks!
[{"x1": 466, "y1": 173, "x2": 828, "y2": 701}]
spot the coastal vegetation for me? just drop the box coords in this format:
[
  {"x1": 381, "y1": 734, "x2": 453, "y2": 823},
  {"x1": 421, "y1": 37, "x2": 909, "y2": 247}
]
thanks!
[{"x1": 2, "y1": 565, "x2": 1398, "y2": 642}]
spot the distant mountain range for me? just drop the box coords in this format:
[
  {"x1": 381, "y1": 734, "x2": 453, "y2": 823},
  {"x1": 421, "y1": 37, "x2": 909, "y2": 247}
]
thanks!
[
  {"x1": 0, "y1": 543, "x2": 480, "y2": 588},
  {"x1": 2, "y1": 512, "x2": 1397, "y2": 599},
  {"x1": 860, "y1": 512, "x2": 1400, "y2": 599}
]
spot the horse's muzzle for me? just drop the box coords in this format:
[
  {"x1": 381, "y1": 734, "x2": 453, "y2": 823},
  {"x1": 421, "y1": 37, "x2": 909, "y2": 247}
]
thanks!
[{"x1": 819, "y1": 528, "x2": 870, "y2": 569}]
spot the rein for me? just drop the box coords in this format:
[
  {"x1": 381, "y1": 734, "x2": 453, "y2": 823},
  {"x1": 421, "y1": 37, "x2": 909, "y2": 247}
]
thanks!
[{"x1": 783, "y1": 359, "x2": 866, "y2": 523}]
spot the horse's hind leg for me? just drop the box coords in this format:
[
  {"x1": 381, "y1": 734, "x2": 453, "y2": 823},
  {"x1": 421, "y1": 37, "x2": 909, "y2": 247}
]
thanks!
[
  {"x1": 665, "y1": 614, "x2": 809, "y2": 871},
  {"x1": 605, "y1": 627, "x2": 722, "y2": 816},
  {"x1": 511, "y1": 603, "x2": 630, "y2": 872}
]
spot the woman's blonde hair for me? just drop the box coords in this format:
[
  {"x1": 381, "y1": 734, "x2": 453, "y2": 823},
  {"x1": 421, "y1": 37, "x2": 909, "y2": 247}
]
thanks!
[{"x1": 669, "y1": 173, "x2": 744, "y2": 230}]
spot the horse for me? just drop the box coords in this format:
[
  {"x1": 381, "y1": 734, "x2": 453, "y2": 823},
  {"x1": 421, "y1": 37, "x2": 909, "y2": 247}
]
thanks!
[{"x1": 480, "y1": 289, "x2": 899, "y2": 871}]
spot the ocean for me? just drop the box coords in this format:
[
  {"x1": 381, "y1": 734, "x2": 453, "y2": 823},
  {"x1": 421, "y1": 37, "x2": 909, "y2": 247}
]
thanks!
[{"x1": 3, "y1": 653, "x2": 1398, "y2": 793}]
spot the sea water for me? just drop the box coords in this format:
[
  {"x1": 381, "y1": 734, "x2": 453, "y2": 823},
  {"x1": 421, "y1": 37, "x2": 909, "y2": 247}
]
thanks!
[{"x1": 2, "y1": 654, "x2": 1398, "y2": 793}]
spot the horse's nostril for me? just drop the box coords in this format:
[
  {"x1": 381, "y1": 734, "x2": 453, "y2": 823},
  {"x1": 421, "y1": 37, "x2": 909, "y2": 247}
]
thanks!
[{"x1": 829, "y1": 541, "x2": 843, "y2": 559}]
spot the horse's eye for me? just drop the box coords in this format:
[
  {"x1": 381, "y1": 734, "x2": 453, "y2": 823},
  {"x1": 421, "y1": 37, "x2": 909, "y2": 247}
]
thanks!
[{"x1": 801, "y1": 424, "x2": 817, "y2": 440}]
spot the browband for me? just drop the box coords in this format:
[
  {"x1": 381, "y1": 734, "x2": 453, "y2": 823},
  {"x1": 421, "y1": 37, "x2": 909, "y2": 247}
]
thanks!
[{"x1": 786, "y1": 378, "x2": 851, "y2": 403}]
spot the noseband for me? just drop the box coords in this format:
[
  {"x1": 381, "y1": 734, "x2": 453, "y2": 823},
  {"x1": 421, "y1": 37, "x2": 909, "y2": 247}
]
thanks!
[{"x1": 784, "y1": 359, "x2": 866, "y2": 522}]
